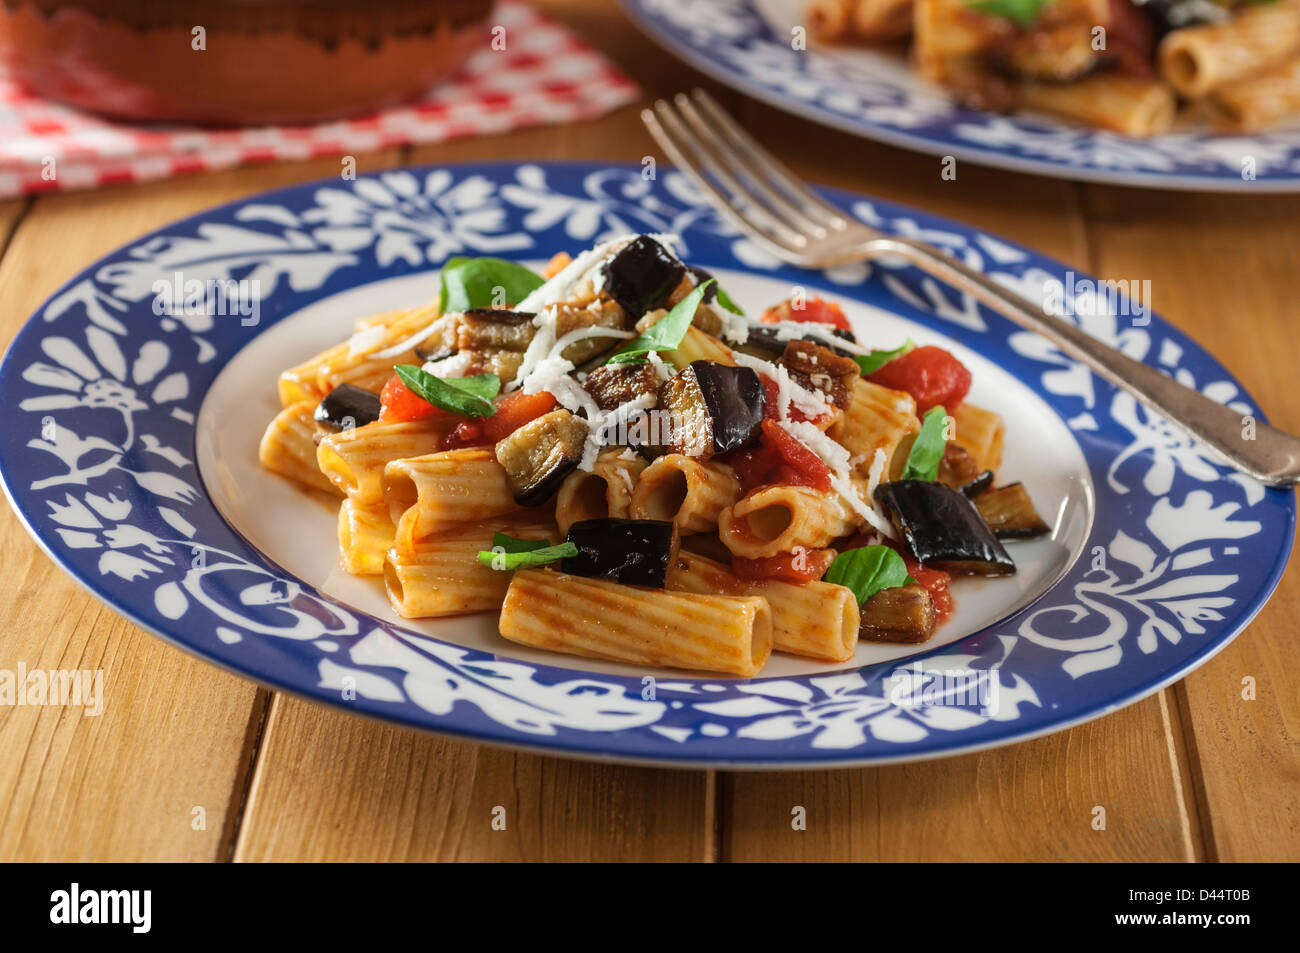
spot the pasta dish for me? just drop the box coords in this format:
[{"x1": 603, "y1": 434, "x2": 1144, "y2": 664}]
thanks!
[
  {"x1": 259, "y1": 235, "x2": 1047, "y2": 676},
  {"x1": 809, "y1": 0, "x2": 1300, "y2": 135}
]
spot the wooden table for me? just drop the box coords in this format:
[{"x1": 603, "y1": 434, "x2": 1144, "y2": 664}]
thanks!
[{"x1": 0, "y1": 0, "x2": 1296, "y2": 863}]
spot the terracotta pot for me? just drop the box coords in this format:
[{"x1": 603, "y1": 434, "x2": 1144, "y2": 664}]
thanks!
[{"x1": 0, "y1": 0, "x2": 495, "y2": 124}]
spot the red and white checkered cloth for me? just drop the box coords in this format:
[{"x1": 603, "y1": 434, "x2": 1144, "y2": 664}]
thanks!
[{"x1": 0, "y1": 1, "x2": 639, "y2": 200}]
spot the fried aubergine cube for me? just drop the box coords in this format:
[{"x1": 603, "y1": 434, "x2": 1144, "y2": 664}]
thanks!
[
  {"x1": 777, "y1": 339, "x2": 860, "y2": 410},
  {"x1": 657, "y1": 360, "x2": 765, "y2": 457},
  {"x1": 582, "y1": 363, "x2": 659, "y2": 411},
  {"x1": 873, "y1": 479, "x2": 1015, "y2": 576},
  {"x1": 494, "y1": 408, "x2": 589, "y2": 507},
  {"x1": 859, "y1": 584, "x2": 937, "y2": 644}
]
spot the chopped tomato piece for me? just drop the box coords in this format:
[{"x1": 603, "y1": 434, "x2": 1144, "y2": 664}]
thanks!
[
  {"x1": 733, "y1": 548, "x2": 836, "y2": 583},
  {"x1": 378, "y1": 373, "x2": 445, "y2": 423},
  {"x1": 443, "y1": 389, "x2": 558, "y2": 449},
  {"x1": 724, "y1": 419, "x2": 832, "y2": 493},
  {"x1": 866, "y1": 345, "x2": 971, "y2": 415},
  {"x1": 761, "y1": 296, "x2": 851, "y2": 331},
  {"x1": 762, "y1": 420, "x2": 832, "y2": 490},
  {"x1": 901, "y1": 553, "x2": 954, "y2": 625}
]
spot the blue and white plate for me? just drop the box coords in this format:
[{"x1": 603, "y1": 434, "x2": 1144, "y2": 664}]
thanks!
[
  {"x1": 0, "y1": 161, "x2": 1291, "y2": 767},
  {"x1": 621, "y1": 0, "x2": 1300, "y2": 191}
]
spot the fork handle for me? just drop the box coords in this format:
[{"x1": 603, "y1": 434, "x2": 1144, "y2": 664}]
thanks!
[{"x1": 871, "y1": 237, "x2": 1300, "y2": 486}]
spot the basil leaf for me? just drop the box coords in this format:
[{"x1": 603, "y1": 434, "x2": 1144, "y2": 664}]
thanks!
[
  {"x1": 393, "y1": 365, "x2": 499, "y2": 417},
  {"x1": 900, "y1": 406, "x2": 948, "y2": 481},
  {"x1": 967, "y1": 0, "x2": 1050, "y2": 25},
  {"x1": 854, "y1": 339, "x2": 914, "y2": 376},
  {"x1": 607, "y1": 280, "x2": 713, "y2": 364},
  {"x1": 823, "y1": 545, "x2": 915, "y2": 605},
  {"x1": 489, "y1": 532, "x2": 551, "y2": 554},
  {"x1": 477, "y1": 537, "x2": 578, "y2": 570},
  {"x1": 715, "y1": 283, "x2": 744, "y2": 316},
  {"x1": 439, "y1": 257, "x2": 545, "y2": 314}
]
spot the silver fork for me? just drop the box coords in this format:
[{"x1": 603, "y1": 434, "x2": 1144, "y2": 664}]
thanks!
[{"x1": 643, "y1": 88, "x2": 1300, "y2": 486}]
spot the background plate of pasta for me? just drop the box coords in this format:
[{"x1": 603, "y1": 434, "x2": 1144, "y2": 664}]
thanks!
[
  {"x1": 621, "y1": 0, "x2": 1300, "y2": 190},
  {"x1": 0, "y1": 161, "x2": 1291, "y2": 767}
]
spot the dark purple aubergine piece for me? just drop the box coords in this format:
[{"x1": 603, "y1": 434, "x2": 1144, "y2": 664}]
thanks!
[
  {"x1": 561, "y1": 518, "x2": 677, "y2": 588},
  {"x1": 314, "y1": 383, "x2": 381, "y2": 430},
  {"x1": 874, "y1": 480, "x2": 1015, "y2": 576},
  {"x1": 602, "y1": 236, "x2": 686, "y2": 318}
]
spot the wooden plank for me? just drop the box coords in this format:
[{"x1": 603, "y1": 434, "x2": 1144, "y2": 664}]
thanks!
[
  {"x1": 1080, "y1": 187, "x2": 1300, "y2": 861},
  {"x1": 233, "y1": 695, "x2": 713, "y2": 862},
  {"x1": 724, "y1": 693, "x2": 1195, "y2": 861},
  {"x1": 0, "y1": 154, "x2": 397, "y2": 860}
]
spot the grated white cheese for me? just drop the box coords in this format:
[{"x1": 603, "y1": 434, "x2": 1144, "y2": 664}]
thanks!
[
  {"x1": 645, "y1": 350, "x2": 673, "y2": 383},
  {"x1": 731, "y1": 351, "x2": 833, "y2": 422},
  {"x1": 346, "y1": 324, "x2": 387, "y2": 359},
  {"x1": 369, "y1": 314, "x2": 452, "y2": 361},
  {"x1": 779, "y1": 420, "x2": 895, "y2": 539},
  {"x1": 865, "y1": 448, "x2": 888, "y2": 500},
  {"x1": 578, "y1": 393, "x2": 656, "y2": 471},
  {"x1": 766, "y1": 320, "x2": 873, "y2": 357},
  {"x1": 714, "y1": 305, "x2": 750, "y2": 346},
  {"x1": 421, "y1": 351, "x2": 473, "y2": 377}
]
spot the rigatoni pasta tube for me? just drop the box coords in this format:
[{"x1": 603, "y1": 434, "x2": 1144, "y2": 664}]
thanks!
[
  {"x1": 667, "y1": 552, "x2": 860, "y2": 662},
  {"x1": 1209, "y1": 57, "x2": 1300, "y2": 131},
  {"x1": 555, "y1": 448, "x2": 646, "y2": 534},
  {"x1": 384, "y1": 448, "x2": 527, "y2": 553},
  {"x1": 811, "y1": 0, "x2": 912, "y2": 41},
  {"x1": 316, "y1": 419, "x2": 448, "y2": 504},
  {"x1": 951, "y1": 402, "x2": 1004, "y2": 473},
  {"x1": 278, "y1": 304, "x2": 444, "y2": 406},
  {"x1": 1017, "y1": 75, "x2": 1176, "y2": 137},
  {"x1": 829, "y1": 377, "x2": 919, "y2": 476},
  {"x1": 259, "y1": 399, "x2": 343, "y2": 496},
  {"x1": 631, "y1": 454, "x2": 741, "y2": 534},
  {"x1": 914, "y1": 0, "x2": 996, "y2": 79},
  {"x1": 499, "y1": 570, "x2": 773, "y2": 676},
  {"x1": 664, "y1": 327, "x2": 736, "y2": 370},
  {"x1": 384, "y1": 515, "x2": 558, "y2": 618},
  {"x1": 1159, "y1": 0, "x2": 1300, "y2": 97},
  {"x1": 718, "y1": 485, "x2": 859, "y2": 559},
  {"x1": 337, "y1": 498, "x2": 395, "y2": 576}
]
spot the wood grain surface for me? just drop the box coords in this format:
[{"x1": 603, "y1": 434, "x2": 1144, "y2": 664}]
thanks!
[{"x1": 0, "y1": 0, "x2": 1295, "y2": 862}]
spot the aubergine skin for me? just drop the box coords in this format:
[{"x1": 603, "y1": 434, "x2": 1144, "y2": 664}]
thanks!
[
  {"x1": 736, "y1": 325, "x2": 857, "y2": 360},
  {"x1": 975, "y1": 482, "x2": 1050, "y2": 540},
  {"x1": 659, "y1": 361, "x2": 765, "y2": 456},
  {"x1": 601, "y1": 236, "x2": 686, "y2": 319},
  {"x1": 561, "y1": 518, "x2": 678, "y2": 588},
  {"x1": 874, "y1": 480, "x2": 1015, "y2": 575},
  {"x1": 959, "y1": 470, "x2": 995, "y2": 498},
  {"x1": 314, "y1": 383, "x2": 381, "y2": 430}
]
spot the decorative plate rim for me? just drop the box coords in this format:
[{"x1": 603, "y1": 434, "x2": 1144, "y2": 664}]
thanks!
[
  {"x1": 618, "y1": 0, "x2": 1300, "y2": 192},
  {"x1": 0, "y1": 159, "x2": 1292, "y2": 768}
]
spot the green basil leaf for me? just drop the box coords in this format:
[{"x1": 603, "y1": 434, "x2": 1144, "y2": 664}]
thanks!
[
  {"x1": 439, "y1": 257, "x2": 545, "y2": 314},
  {"x1": 967, "y1": 0, "x2": 1050, "y2": 25},
  {"x1": 489, "y1": 532, "x2": 551, "y2": 554},
  {"x1": 854, "y1": 339, "x2": 914, "y2": 376},
  {"x1": 607, "y1": 280, "x2": 713, "y2": 364},
  {"x1": 393, "y1": 365, "x2": 499, "y2": 417},
  {"x1": 714, "y1": 283, "x2": 744, "y2": 316},
  {"x1": 822, "y1": 545, "x2": 913, "y2": 605},
  {"x1": 900, "y1": 406, "x2": 948, "y2": 481},
  {"x1": 477, "y1": 538, "x2": 578, "y2": 570}
]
